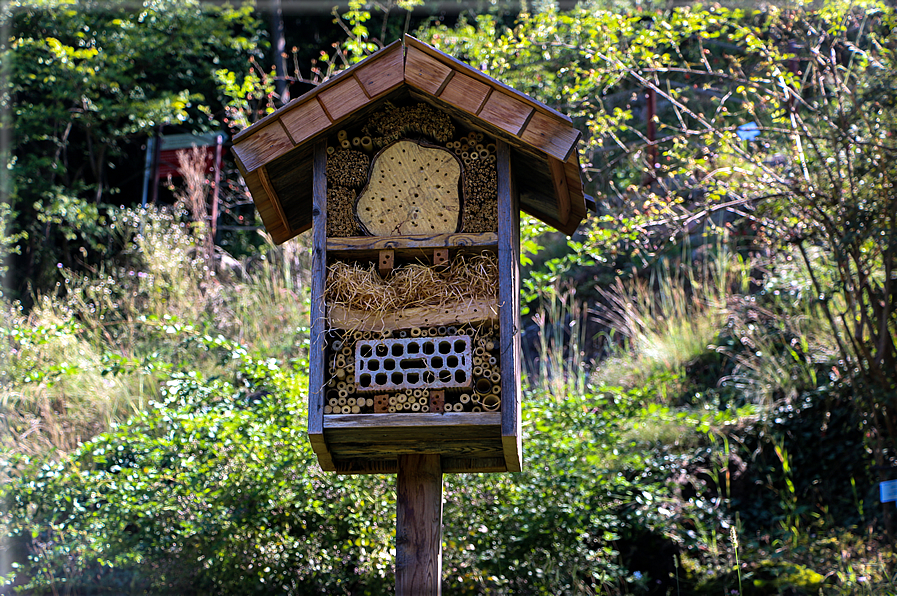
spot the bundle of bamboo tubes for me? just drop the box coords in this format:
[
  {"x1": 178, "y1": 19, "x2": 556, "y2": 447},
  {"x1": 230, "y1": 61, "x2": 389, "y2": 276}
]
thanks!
[
  {"x1": 326, "y1": 148, "x2": 370, "y2": 189},
  {"x1": 362, "y1": 101, "x2": 454, "y2": 146},
  {"x1": 326, "y1": 187, "x2": 361, "y2": 237},
  {"x1": 462, "y1": 160, "x2": 498, "y2": 233}
]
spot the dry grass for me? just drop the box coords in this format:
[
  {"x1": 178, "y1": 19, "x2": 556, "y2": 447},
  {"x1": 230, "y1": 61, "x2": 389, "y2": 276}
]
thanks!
[{"x1": 326, "y1": 251, "x2": 498, "y2": 313}]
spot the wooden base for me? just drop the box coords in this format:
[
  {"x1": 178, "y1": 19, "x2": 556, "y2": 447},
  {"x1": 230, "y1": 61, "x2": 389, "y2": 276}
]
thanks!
[{"x1": 397, "y1": 454, "x2": 443, "y2": 596}]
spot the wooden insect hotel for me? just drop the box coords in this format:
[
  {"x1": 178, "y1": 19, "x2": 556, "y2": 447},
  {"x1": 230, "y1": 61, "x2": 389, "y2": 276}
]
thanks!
[{"x1": 232, "y1": 36, "x2": 588, "y2": 475}]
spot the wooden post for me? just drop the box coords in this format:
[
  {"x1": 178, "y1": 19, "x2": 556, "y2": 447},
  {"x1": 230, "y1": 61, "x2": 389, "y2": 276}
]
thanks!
[{"x1": 396, "y1": 454, "x2": 442, "y2": 596}]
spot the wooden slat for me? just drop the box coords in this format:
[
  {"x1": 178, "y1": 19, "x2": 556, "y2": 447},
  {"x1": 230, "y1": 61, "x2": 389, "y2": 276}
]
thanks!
[
  {"x1": 404, "y1": 35, "x2": 573, "y2": 124},
  {"x1": 328, "y1": 299, "x2": 498, "y2": 332},
  {"x1": 520, "y1": 110, "x2": 582, "y2": 162},
  {"x1": 326, "y1": 232, "x2": 497, "y2": 253},
  {"x1": 335, "y1": 458, "x2": 398, "y2": 474},
  {"x1": 329, "y1": 440, "x2": 503, "y2": 459},
  {"x1": 478, "y1": 91, "x2": 534, "y2": 136},
  {"x1": 318, "y1": 75, "x2": 370, "y2": 121},
  {"x1": 354, "y1": 41, "x2": 405, "y2": 98},
  {"x1": 549, "y1": 157, "x2": 571, "y2": 227},
  {"x1": 279, "y1": 98, "x2": 332, "y2": 146},
  {"x1": 442, "y1": 457, "x2": 506, "y2": 474},
  {"x1": 231, "y1": 121, "x2": 293, "y2": 172},
  {"x1": 257, "y1": 166, "x2": 292, "y2": 238},
  {"x1": 565, "y1": 152, "x2": 587, "y2": 222},
  {"x1": 325, "y1": 411, "x2": 501, "y2": 431},
  {"x1": 438, "y1": 71, "x2": 490, "y2": 115},
  {"x1": 497, "y1": 140, "x2": 523, "y2": 472},
  {"x1": 405, "y1": 45, "x2": 452, "y2": 95},
  {"x1": 238, "y1": 166, "x2": 289, "y2": 244},
  {"x1": 309, "y1": 141, "x2": 329, "y2": 470}
]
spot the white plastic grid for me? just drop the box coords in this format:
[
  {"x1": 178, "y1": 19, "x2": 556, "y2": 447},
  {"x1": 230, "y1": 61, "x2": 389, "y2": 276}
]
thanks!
[{"x1": 354, "y1": 335, "x2": 473, "y2": 392}]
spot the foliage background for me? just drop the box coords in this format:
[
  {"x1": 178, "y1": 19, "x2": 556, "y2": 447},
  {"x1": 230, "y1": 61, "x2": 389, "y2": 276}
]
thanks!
[{"x1": 2, "y1": 0, "x2": 896, "y2": 594}]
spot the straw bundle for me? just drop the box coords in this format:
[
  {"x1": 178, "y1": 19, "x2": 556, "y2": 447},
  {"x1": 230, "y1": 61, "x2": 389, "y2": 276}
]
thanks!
[
  {"x1": 326, "y1": 149, "x2": 370, "y2": 189},
  {"x1": 326, "y1": 252, "x2": 498, "y2": 313},
  {"x1": 362, "y1": 102, "x2": 454, "y2": 147},
  {"x1": 326, "y1": 187, "x2": 361, "y2": 237},
  {"x1": 462, "y1": 159, "x2": 498, "y2": 233}
]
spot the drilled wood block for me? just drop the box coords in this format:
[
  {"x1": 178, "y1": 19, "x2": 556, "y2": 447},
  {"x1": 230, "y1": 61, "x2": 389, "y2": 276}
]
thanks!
[
  {"x1": 433, "y1": 248, "x2": 449, "y2": 266},
  {"x1": 429, "y1": 390, "x2": 445, "y2": 414},
  {"x1": 479, "y1": 91, "x2": 534, "y2": 136},
  {"x1": 356, "y1": 140, "x2": 461, "y2": 236},
  {"x1": 374, "y1": 394, "x2": 390, "y2": 413},
  {"x1": 232, "y1": 122, "x2": 293, "y2": 172},
  {"x1": 520, "y1": 111, "x2": 581, "y2": 162},
  {"x1": 405, "y1": 45, "x2": 452, "y2": 95},
  {"x1": 439, "y1": 71, "x2": 490, "y2": 115},
  {"x1": 280, "y1": 98, "x2": 332, "y2": 145},
  {"x1": 318, "y1": 75, "x2": 370, "y2": 121},
  {"x1": 378, "y1": 249, "x2": 395, "y2": 275}
]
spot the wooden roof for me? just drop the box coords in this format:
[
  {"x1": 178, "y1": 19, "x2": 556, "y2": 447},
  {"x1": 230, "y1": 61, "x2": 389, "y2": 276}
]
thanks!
[{"x1": 232, "y1": 35, "x2": 587, "y2": 242}]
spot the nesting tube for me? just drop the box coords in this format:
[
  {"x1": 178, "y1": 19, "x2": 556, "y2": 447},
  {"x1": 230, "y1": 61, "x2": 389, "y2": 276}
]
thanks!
[
  {"x1": 326, "y1": 146, "x2": 336, "y2": 155},
  {"x1": 491, "y1": 372, "x2": 501, "y2": 384},
  {"x1": 341, "y1": 139, "x2": 351, "y2": 149},
  {"x1": 324, "y1": 405, "x2": 333, "y2": 414},
  {"x1": 460, "y1": 393, "x2": 470, "y2": 404},
  {"x1": 337, "y1": 395, "x2": 348, "y2": 405},
  {"x1": 411, "y1": 402, "x2": 421, "y2": 412},
  {"x1": 476, "y1": 378, "x2": 492, "y2": 394},
  {"x1": 337, "y1": 130, "x2": 348, "y2": 141},
  {"x1": 486, "y1": 143, "x2": 496, "y2": 153},
  {"x1": 361, "y1": 136, "x2": 373, "y2": 152},
  {"x1": 472, "y1": 405, "x2": 483, "y2": 412},
  {"x1": 482, "y1": 394, "x2": 501, "y2": 411},
  {"x1": 410, "y1": 327, "x2": 422, "y2": 337}
]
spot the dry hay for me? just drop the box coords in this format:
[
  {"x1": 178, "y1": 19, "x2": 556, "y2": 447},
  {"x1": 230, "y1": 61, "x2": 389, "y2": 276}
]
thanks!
[
  {"x1": 362, "y1": 102, "x2": 454, "y2": 147},
  {"x1": 326, "y1": 251, "x2": 498, "y2": 313},
  {"x1": 327, "y1": 187, "x2": 361, "y2": 237},
  {"x1": 327, "y1": 149, "x2": 369, "y2": 189}
]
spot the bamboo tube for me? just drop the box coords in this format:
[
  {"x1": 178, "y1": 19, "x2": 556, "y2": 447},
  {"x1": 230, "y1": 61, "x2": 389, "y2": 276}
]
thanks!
[
  {"x1": 352, "y1": 136, "x2": 361, "y2": 147},
  {"x1": 454, "y1": 403, "x2": 465, "y2": 412},
  {"x1": 347, "y1": 397, "x2": 356, "y2": 407},
  {"x1": 389, "y1": 395, "x2": 398, "y2": 405},
  {"x1": 474, "y1": 347, "x2": 486, "y2": 356},
  {"x1": 461, "y1": 151, "x2": 470, "y2": 160},
  {"x1": 485, "y1": 341, "x2": 495, "y2": 351},
  {"x1": 326, "y1": 146, "x2": 336, "y2": 155},
  {"x1": 460, "y1": 393, "x2": 470, "y2": 403},
  {"x1": 327, "y1": 378, "x2": 337, "y2": 388},
  {"x1": 482, "y1": 394, "x2": 500, "y2": 411},
  {"x1": 475, "y1": 378, "x2": 492, "y2": 394},
  {"x1": 473, "y1": 366, "x2": 484, "y2": 377},
  {"x1": 328, "y1": 398, "x2": 339, "y2": 408},
  {"x1": 389, "y1": 406, "x2": 397, "y2": 413},
  {"x1": 338, "y1": 390, "x2": 349, "y2": 400},
  {"x1": 352, "y1": 405, "x2": 361, "y2": 414},
  {"x1": 491, "y1": 372, "x2": 501, "y2": 384},
  {"x1": 421, "y1": 389, "x2": 430, "y2": 398},
  {"x1": 410, "y1": 327, "x2": 422, "y2": 337},
  {"x1": 341, "y1": 406, "x2": 350, "y2": 414},
  {"x1": 341, "y1": 139, "x2": 351, "y2": 149},
  {"x1": 361, "y1": 136, "x2": 372, "y2": 152},
  {"x1": 421, "y1": 405, "x2": 429, "y2": 413},
  {"x1": 335, "y1": 368, "x2": 346, "y2": 379},
  {"x1": 446, "y1": 326, "x2": 457, "y2": 335},
  {"x1": 472, "y1": 406, "x2": 483, "y2": 412},
  {"x1": 366, "y1": 398, "x2": 374, "y2": 407},
  {"x1": 337, "y1": 396, "x2": 347, "y2": 405},
  {"x1": 411, "y1": 402, "x2": 421, "y2": 412},
  {"x1": 398, "y1": 393, "x2": 408, "y2": 403},
  {"x1": 413, "y1": 389, "x2": 423, "y2": 398},
  {"x1": 337, "y1": 381, "x2": 347, "y2": 391},
  {"x1": 332, "y1": 340, "x2": 343, "y2": 351},
  {"x1": 488, "y1": 356, "x2": 497, "y2": 366},
  {"x1": 353, "y1": 331, "x2": 364, "y2": 340},
  {"x1": 324, "y1": 405, "x2": 333, "y2": 414},
  {"x1": 337, "y1": 130, "x2": 348, "y2": 141}
]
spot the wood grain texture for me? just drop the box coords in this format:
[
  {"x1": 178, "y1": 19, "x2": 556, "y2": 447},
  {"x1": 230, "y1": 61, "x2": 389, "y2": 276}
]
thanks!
[
  {"x1": 332, "y1": 457, "x2": 507, "y2": 475},
  {"x1": 403, "y1": 35, "x2": 572, "y2": 124},
  {"x1": 231, "y1": 121, "x2": 293, "y2": 172},
  {"x1": 238, "y1": 166, "x2": 289, "y2": 244},
  {"x1": 520, "y1": 110, "x2": 582, "y2": 162},
  {"x1": 438, "y1": 71, "x2": 490, "y2": 115},
  {"x1": 354, "y1": 40, "x2": 405, "y2": 98},
  {"x1": 318, "y1": 75, "x2": 370, "y2": 121},
  {"x1": 328, "y1": 299, "x2": 498, "y2": 332},
  {"x1": 329, "y1": 440, "x2": 503, "y2": 459},
  {"x1": 497, "y1": 140, "x2": 523, "y2": 472},
  {"x1": 549, "y1": 157, "x2": 571, "y2": 227},
  {"x1": 396, "y1": 454, "x2": 442, "y2": 596},
  {"x1": 405, "y1": 45, "x2": 453, "y2": 95},
  {"x1": 308, "y1": 433, "x2": 336, "y2": 471},
  {"x1": 479, "y1": 91, "x2": 534, "y2": 136},
  {"x1": 279, "y1": 98, "x2": 332, "y2": 146},
  {"x1": 324, "y1": 411, "x2": 500, "y2": 430},
  {"x1": 326, "y1": 232, "x2": 496, "y2": 259},
  {"x1": 257, "y1": 166, "x2": 292, "y2": 238},
  {"x1": 356, "y1": 140, "x2": 461, "y2": 236},
  {"x1": 309, "y1": 142, "x2": 328, "y2": 466}
]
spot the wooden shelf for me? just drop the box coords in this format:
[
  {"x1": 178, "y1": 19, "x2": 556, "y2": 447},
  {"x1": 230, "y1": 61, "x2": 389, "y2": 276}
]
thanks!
[
  {"x1": 326, "y1": 232, "x2": 497, "y2": 259},
  {"x1": 324, "y1": 411, "x2": 500, "y2": 429},
  {"x1": 328, "y1": 298, "x2": 498, "y2": 331}
]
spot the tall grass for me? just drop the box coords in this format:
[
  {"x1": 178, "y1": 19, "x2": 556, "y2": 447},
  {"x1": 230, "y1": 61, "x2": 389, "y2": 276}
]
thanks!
[
  {"x1": 0, "y1": 206, "x2": 311, "y2": 459},
  {"x1": 530, "y1": 282, "x2": 591, "y2": 398}
]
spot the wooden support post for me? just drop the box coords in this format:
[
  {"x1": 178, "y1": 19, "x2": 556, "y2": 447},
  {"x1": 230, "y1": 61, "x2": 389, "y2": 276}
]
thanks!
[{"x1": 396, "y1": 454, "x2": 443, "y2": 596}]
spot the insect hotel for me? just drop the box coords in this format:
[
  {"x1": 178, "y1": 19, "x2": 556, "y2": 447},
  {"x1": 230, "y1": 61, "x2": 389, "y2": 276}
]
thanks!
[{"x1": 231, "y1": 36, "x2": 588, "y2": 476}]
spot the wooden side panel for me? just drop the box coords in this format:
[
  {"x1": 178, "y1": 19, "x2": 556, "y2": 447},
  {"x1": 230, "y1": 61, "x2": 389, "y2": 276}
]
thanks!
[
  {"x1": 309, "y1": 141, "x2": 334, "y2": 471},
  {"x1": 548, "y1": 157, "x2": 571, "y2": 227},
  {"x1": 405, "y1": 45, "x2": 452, "y2": 95},
  {"x1": 565, "y1": 152, "x2": 587, "y2": 223},
  {"x1": 479, "y1": 91, "x2": 534, "y2": 136},
  {"x1": 355, "y1": 41, "x2": 405, "y2": 98},
  {"x1": 497, "y1": 140, "x2": 523, "y2": 472},
  {"x1": 439, "y1": 71, "x2": 490, "y2": 115},
  {"x1": 231, "y1": 121, "x2": 293, "y2": 172},
  {"x1": 238, "y1": 166, "x2": 289, "y2": 244},
  {"x1": 520, "y1": 111, "x2": 582, "y2": 162},
  {"x1": 318, "y1": 75, "x2": 370, "y2": 121},
  {"x1": 279, "y1": 98, "x2": 332, "y2": 146}
]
